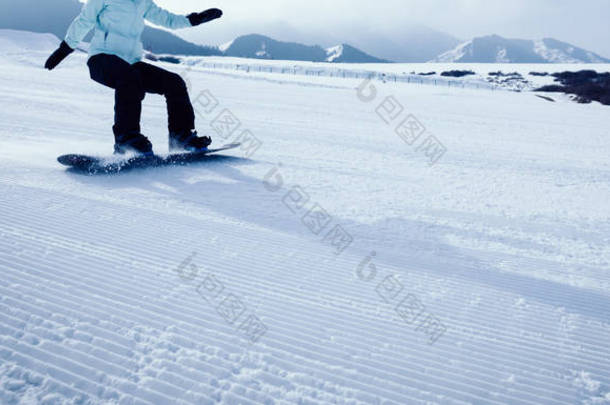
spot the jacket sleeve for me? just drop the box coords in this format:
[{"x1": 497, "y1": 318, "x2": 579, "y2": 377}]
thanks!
[
  {"x1": 144, "y1": 0, "x2": 191, "y2": 30},
  {"x1": 64, "y1": 0, "x2": 105, "y2": 49}
]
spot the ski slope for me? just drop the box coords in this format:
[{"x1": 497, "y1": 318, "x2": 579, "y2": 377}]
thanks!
[{"x1": 1, "y1": 30, "x2": 610, "y2": 404}]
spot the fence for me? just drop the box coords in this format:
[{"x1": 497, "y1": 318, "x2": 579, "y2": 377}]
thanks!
[{"x1": 181, "y1": 59, "x2": 500, "y2": 91}]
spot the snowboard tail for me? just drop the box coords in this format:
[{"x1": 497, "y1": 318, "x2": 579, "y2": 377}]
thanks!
[{"x1": 58, "y1": 143, "x2": 242, "y2": 174}]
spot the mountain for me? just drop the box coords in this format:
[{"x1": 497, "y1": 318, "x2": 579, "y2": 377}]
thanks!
[
  {"x1": 534, "y1": 38, "x2": 610, "y2": 63},
  {"x1": 223, "y1": 34, "x2": 326, "y2": 62},
  {"x1": 325, "y1": 44, "x2": 389, "y2": 63},
  {"x1": 0, "y1": 0, "x2": 221, "y2": 56},
  {"x1": 223, "y1": 34, "x2": 388, "y2": 63},
  {"x1": 432, "y1": 34, "x2": 610, "y2": 63},
  {"x1": 140, "y1": 27, "x2": 220, "y2": 57}
]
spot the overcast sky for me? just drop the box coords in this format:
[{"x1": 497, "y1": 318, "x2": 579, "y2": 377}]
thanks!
[{"x1": 153, "y1": 0, "x2": 610, "y2": 57}]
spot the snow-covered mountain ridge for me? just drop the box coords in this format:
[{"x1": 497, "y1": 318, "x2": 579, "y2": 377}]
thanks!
[{"x1": 433, "y1": 35, "x2": 610, "y2": 63}]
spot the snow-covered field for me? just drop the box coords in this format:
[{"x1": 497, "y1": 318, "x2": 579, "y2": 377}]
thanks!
[
  {"x1": 186, "y1": 55, "x2": 610, "y2": 79},
  {"x1": 1, "y1": 30, "x2": 610, "y2": 404},
  {"x1": 178, "y1": 55, "x2": 610, "y2": 91}
]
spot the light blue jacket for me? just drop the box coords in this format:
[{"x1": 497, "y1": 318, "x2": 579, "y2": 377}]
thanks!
[{"x1": 65, "y1": 0, "x2": 191, "y2": 64}]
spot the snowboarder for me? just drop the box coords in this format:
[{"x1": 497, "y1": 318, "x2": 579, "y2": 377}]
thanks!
[{"x1": 45, "y1": 0, "x2": 223, "y2": 156}]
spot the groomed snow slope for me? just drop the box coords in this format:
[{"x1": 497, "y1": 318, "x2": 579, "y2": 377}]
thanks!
[{"x1": 1, "y1": 30, "x2": 610, "y2": 404}]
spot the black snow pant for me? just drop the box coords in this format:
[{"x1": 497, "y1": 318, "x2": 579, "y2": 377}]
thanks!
[{"x1": 87, "y1": 54, "x2": 195, "y2": 137}]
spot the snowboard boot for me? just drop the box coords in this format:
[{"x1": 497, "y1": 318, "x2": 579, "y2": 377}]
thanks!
[
  {"x1": 114, "y1": 132, "x2": 154, "y2": 156},
  {"x1": 169, "y1": 130, "x2": 212, "y2": 152}
]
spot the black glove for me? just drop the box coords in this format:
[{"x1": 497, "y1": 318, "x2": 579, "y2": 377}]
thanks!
[
  {"x1": 187, "y1": 8, "x2": 223, "y2": 26},
  {"x1": 45, "y1": 41, "x2": 74, "y2": 70}
]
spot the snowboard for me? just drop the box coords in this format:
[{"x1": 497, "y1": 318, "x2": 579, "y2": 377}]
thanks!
[{"x1": 58, "y1": 143, "x2": 242, "y2": 174}]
